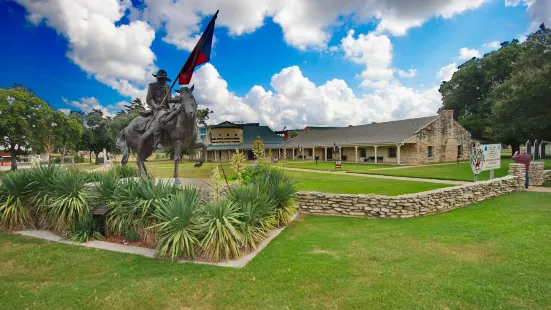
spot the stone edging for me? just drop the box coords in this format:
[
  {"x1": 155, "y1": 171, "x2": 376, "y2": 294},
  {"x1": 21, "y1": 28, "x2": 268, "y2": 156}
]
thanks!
[
  {"x1": 296, "y1": 166, "x2": 526, "y2": 219},
  {"x1": 14, "y1": 214, "x2": 295, "y2": 268}
]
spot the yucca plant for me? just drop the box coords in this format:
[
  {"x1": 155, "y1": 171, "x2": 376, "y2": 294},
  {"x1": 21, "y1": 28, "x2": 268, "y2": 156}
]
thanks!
[
  {"x1": 0, "y1": 170, "x2": 33, "y2": 230},
  {"x1": 108, "y1": 178, "x2": 177, "y2": 245},
  {"x1": 68, "y1": 213, "x2": 103, "y2": 243},
  {"x1": 227, "y1": 184, "x2": 277, "y2": 249},
  {"x1": 201, "y1": 199, "x2": 243, "y2": 261},
  {"x1": 89, "y1": 171, "x2": 120, "y2": 204},
  {"x1": 152, "y1": 186, "x2": 203, "y2": 260},
  {"x1": 46, "y1": 170, "x2": 92, "y2": 232},
  {"x1": 86, "y1": 171, "x2": 104, "y2": 183},
  {"x1": 27, "y1": 165, "x2": 62, "y2": 210},
  {"x1": 112, "y1": 164, "x2": 139, "y2": 179}
]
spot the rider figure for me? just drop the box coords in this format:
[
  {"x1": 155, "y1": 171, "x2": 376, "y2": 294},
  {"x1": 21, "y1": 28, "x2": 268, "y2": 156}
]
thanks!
[{"x1": 141, "y1": 69, "x2": 179, "y2": 150}]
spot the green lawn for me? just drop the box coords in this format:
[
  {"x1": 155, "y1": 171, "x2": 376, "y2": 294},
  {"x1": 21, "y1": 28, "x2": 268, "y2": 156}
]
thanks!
[
  {"x1": 353, "y1": 159, "x2": 551, "y2": 182},
  {"x1": 287, "y1": 171, "x2": 451, "y2": 195},
  {"x1": 277, "y1": 161, "x2": 396, "y2": 171},
  {"x1": 1, "y1": 192, "x2": 550, "y2": 309},
  {"x1": 147, "y1": 160, "x2": 234, "y2": 178}
]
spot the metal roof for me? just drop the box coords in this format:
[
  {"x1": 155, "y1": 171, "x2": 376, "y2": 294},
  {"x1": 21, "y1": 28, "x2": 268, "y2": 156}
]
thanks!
[{"x1": 283, "y1": 115, "x2": 439, "y2": 147}]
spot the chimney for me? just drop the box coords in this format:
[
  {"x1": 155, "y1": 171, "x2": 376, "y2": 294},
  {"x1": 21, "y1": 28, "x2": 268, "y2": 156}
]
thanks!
[{"x1": 439, "y1": 109, "x2": 454, "y2": 134}]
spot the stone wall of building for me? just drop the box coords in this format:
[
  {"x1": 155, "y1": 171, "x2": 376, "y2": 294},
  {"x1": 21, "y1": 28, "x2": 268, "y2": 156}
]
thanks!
[
  {"x1": 399, "y1": 143, "x2": 418, "y2": 165},
  {"x1": 407, "y1": 110, "x2": 472, "y2": 165},
  {"x1": 295, "y1": 163, "x2": 526, "y2": 219}
]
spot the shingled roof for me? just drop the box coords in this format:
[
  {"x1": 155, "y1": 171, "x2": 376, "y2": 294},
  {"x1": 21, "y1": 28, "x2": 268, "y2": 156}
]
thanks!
[
  {"x1": 284, "y1": 115, "x2": 439, "y2": 147},
  {"x1": 207, "y1": 124, "x2": 285, "y2": 150}
]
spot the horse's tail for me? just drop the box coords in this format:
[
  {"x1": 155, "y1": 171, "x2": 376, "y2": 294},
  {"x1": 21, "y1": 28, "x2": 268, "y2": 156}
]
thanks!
[{"x1": 117, "y1": 130, "x2": 129, "y2": 166}]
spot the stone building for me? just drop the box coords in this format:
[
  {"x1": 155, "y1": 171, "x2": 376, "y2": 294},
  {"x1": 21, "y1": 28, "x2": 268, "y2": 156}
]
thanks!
[
  {"x1": 203, "y1": 121, "x2": 285, "y2": 162},
  {"x1": 282, "y1": 110, "x2": 472, "y2": 165}
]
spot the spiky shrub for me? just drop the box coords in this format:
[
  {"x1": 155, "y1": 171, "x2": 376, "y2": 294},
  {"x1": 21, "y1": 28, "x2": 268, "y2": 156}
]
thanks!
[
  {"x1": 25, "y1": 165, "x2": 65, "y2": 229},
  {"x1": 86, "y1": 171, "x2": 104, "y2": 183},
  {"x1": 45, "y1": 170, "x2": 92, "y2": 232},
  {"x1": 201, "y1": 199, "x2": 243, "y2": 261},
  {"x1": 227, "y1": 184, "x2": 277, "y2": 250},
  {"x1": 230, "y1": 149, "x2": 247, "y2": 185},
  {"x1": 0, "y1": 170, "x2": 33, "y2": 231},
  {"x1": 89, "y1": 171, "x2": 120, "y2": 204},
  {"x1": 107, "y1": 178, "x2": 178, "y2": 245},
  {"x1": 152, "y1": 186, "x2": 203, "y2": 260},
  {"x1": 68, "y1": 213, "x2": 103, "y2": 243},
  {"x1": 112, "y1": 164, "x2": 139, "y2": 179}
]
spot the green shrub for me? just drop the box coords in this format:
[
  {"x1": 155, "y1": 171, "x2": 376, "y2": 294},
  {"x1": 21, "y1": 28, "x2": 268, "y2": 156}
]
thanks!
[
  {"x1": 69, "y1": 214, "x2": 103, "y2": 243},
  {"x1": 86, "y1": 171, "x2": 104, "y2": 183},
  {"x1": 201, "y1": 199, "x2": 243, "y2": 261},
  {"x1": 227, "y1": 184, "x2": 276, "y2": 249},
  {"x1": 45, "y1": 170, "x2": 92, "y2": 232},
  {"x1": 152, "y1": 186, "x2": 203, "y2": 260},
  {"x1": 0, "y1": 170, "x2": 33, "y2": 230},
  {"x1": 107, "y1": 178, "x2": 178, "y2": 245},
  {"x1": 89, "y1": 171, "x2": 120, "y2": 204},
  {"x1": 112, "y1": 164, "x2": 139, "y2": 178}
]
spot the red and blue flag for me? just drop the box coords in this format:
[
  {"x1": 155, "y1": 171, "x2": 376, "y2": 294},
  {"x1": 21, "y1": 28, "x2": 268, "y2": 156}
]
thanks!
[
  {"x1": 333, "y1": 142, "x2": 338, "y2": 153},
  {"x1": 178, "y1": 10, "x2": 218, "y2": 85}
]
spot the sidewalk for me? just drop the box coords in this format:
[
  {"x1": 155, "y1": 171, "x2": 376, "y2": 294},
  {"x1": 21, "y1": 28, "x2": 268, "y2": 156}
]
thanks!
[
  {"x1": 526, "y1": 187, "x2": 551, "y2": 193},
  {"x1": 284, "y1": 167, "x2": 468, "y2": 185}
]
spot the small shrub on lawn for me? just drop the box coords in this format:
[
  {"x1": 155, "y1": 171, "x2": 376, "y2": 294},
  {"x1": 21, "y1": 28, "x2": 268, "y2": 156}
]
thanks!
[
  {"x1": 69, "y1": 214, "x2": 103, "y2": 243},
  {"x1": 152, "y1": 186, "x2": 203, "y2": 260},
  {"x1": 201, "y1": 199, "x2": 243, "y2": 261},
  {"x1": 0, "y1": 170, "x2": 33, "y2": 230}
]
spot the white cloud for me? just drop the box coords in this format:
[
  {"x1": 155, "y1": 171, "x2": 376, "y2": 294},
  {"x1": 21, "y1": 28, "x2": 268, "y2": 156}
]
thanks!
[
  {"x1": 482, "y1": 41, "x2": 501, "y2": 50},
  {"x1": 397, "y1": 69, "x2": 417, "y2": 78},
  {"x1": 458, "y1": 47, "x2": 482, "y2": 60},
  {"x1": 504, "y1": 0, "x2": 551, "y2": 32},
  {"x1": 15, "y1": 0, "x2": 156, "y2": 100},
  {"x1": 437, "y1": 63, "x2": 458, "y2": 81},
  {"x1": 194, "y1": 64, "x2": 441, "y2": 129},
  {"x1": 58, "y1": 108, "x2": 71, "y2": 116},
  {"x1": 66, "y1": 97, "x2": 129, "y2": 118}
]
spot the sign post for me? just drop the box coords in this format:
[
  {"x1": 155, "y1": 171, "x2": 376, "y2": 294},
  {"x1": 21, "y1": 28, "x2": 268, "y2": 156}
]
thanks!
[
  {"x1": 335, "y1": 160, "x2": 342, "y2": 170},
  {"x1": 470, "y1": 144, "x2": 501, "y2": 181}
]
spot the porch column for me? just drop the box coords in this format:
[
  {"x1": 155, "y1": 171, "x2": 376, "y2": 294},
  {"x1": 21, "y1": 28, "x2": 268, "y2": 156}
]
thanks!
[
  {"x1": 324, "y1": 147, "x2": 327, "y2": 161},
  {"x1": 214, "y1": 150, "x2": 218, "y2": 162},
  {"x1": 284, "y1": 148, "x2": 287, "y2": 160},
  {"x1": 339, "y1": 147, "x2": 342, "y2": 160},
  {"x1": 228, "y1": 150, "x2": 231, "y2": 162},
  {"x1": 355, "y1": 146, "x2": 358, "y2": 163},
  {"x1": 302, "y1": 148, "x2": 304, "y2": 161},
  {"x1": 374, "y1": 146, "x2": 378, "y2": 164},
  {"x1": 397, "y1": 144, "x2": 402, "y2": 165},
  {"x1": 312, "y1": 147, "x2": 315, "y2": 161},
  {"x1": 292, "y1": 148, "x2": 295, "y2": 160},
  {"x1": 205, "y1": 151, "x2": 208, "y2": 162}
]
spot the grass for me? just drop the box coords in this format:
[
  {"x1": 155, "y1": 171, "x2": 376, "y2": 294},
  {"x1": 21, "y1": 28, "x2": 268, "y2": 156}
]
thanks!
[
  {"x1": 287, "y1": 171, "x2": 451, "y2": 195},
  {"x1": 70, "y1": 163, "x2": 101, "y2": 171},
  {"x1": 1, "y1": 192, "x2": 550, "y2": 309},
  {"x1": 353, "y1": 159, "x2": 551, "y2": 182},
  {"x1": 146, "y1": 160, "x2": 234, "y2": 178},
  {"x1": 276, "y1": 161, "x2": 396, "y2": 171}
]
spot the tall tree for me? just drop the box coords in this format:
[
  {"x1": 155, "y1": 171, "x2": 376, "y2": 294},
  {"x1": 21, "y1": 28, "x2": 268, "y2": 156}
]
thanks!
[
  {"x1": 85, "y1": 109, "x2": 114, "y2": 163},
  {"x1": 0, "y1": 85, "x2": 52, "y2": 170}
]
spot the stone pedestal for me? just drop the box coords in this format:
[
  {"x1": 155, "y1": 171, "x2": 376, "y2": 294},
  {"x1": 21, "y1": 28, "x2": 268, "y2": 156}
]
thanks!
[{"x1": 528, "y1": 162, "x2": 545, "y2": 186}]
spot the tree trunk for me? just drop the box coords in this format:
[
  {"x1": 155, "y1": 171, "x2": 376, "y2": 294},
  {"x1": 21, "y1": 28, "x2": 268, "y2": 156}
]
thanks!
[
  {"x1": 94, "y1": 152, "x2": 99, "y2": 164},
  {"x1": 10, "y1": 148, "x2": 17, "y2": 171},
  {"x1": 89, "y1": 151, "x2": 92, "y2": 163}
]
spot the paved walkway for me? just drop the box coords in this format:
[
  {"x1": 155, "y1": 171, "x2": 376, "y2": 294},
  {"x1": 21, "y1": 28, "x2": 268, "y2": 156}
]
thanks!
[
  {"x1": 284, "y1": 167, "x2": 469, "y2": 185},
  {"x1": 527, "y1": 187, "x2": 551, "y2": 193}
]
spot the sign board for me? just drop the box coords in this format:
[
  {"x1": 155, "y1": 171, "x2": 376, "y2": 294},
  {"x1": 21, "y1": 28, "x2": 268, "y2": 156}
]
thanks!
[
  {"x1": 480, "y1": 144, "x2": 501, "y2": 170},
  {"x1": 335, "y1": 160, "x2": 342, "y2": 169},
  {"x1": 471, "y1": 144, "x2": 501, "y2": 175}
]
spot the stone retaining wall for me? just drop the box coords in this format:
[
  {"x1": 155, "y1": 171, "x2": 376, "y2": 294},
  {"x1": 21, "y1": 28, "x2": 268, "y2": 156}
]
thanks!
[
  {"x1": 529, "y1": 162, "x2": 545, "y2": 186},
  {"x1": 295, "y1": 164, "x2": 526, "y2": 219},
  {"x1": 544, "y1": 170, "x2": 551, "y2": 183}
]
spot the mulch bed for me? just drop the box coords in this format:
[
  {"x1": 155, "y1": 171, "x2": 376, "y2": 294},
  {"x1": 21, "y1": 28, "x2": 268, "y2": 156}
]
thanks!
[{"x1": 103, "y1": 235, "x2": 152, "y2": 249}]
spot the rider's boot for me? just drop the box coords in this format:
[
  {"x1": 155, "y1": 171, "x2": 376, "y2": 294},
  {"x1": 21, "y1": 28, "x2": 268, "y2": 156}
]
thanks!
[{"x1": 153, "y1": 130, "x2": 163, "y2": 150}]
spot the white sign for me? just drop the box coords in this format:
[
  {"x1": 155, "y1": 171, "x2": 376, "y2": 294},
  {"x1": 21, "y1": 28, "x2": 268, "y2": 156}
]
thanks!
[
  {"x1": 481, "y1": 144, "x2": 501, "y2": 170},
  {"x1": 470, "y1": 147, "x2": 485, "y2": 175}
]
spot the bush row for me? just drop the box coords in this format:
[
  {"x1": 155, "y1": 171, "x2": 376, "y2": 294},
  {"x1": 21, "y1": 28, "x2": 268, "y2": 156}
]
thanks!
[{"x1": 0, "y1": 163, "x2": 297, "y2": 262}]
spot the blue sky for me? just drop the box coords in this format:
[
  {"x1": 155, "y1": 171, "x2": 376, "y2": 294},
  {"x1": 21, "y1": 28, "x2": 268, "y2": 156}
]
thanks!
[{"x1": 0, "y1": 0, "x2": 543, "y2": 129}]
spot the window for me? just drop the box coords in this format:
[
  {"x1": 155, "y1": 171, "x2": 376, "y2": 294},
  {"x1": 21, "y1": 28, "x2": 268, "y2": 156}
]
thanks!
[
  {"x1": 360, "y1": 148, "x2": 367, "y2": 157},
  {"x1": 227, "y1": 134, "x2": 229, "y2": 136},
  {"x1": 388, "y1": 147, "x2": 397, "y2": 158},
  {"x1": 457, "y1": 145, "x2": 463, "y2": 157},
  {"x1": 428, "y1": 146, "x2": 433, "y2": 158},
  {"x1": 235, "y1": 134, "x2": 237, "y2": 136}
]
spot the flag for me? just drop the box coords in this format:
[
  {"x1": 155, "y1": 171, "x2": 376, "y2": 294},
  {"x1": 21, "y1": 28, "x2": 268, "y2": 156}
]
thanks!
[
  {"x1": 178, "y1": 10, "x2": 218, "y2": 85},
  {"x1": 333, "y1": 142, "x2": 338, "y2": 153}
]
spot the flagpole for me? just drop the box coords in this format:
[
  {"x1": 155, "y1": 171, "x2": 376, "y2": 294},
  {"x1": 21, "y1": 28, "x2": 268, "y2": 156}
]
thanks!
[{"x1": 145, "y1": 10, "x2": 219, "y2": 131}]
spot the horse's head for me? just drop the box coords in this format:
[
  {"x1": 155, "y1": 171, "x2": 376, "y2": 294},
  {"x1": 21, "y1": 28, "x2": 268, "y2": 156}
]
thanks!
[{"x1": 175, "y1": 85, "x2": 197, "y2": 115}]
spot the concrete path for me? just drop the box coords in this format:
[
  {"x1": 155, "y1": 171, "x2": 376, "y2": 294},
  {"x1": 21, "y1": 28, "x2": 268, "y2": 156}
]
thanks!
[
  {"x1": 13, "y1": 216, "x2": 294, "y2": 268},
  {"x1": 526, "y1": 187, "x2": 551, "y2": 193},
  {"x1": 284, "y1": 167, "x2": 469, "y2": 185}
]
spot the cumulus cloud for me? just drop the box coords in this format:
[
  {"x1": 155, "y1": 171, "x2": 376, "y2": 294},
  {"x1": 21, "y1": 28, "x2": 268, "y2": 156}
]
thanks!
[
  {"x1": 482, "y1": 41, "x2": 502, "y2": 50},
  {"x1": 65, "y1": 97, "x2": 129, "y2": 118},
  {"x1": 397, "y1": 69, "x2": 417, "y2": 78},
  {"x1": 15, "y1": 0, "x2": 156, "y2": 100},
  {"x1": 193, "y1": 64, "x2": 441, "y2": 129},
  {"x1": 458, "y1": 47, "x2": 482, "y2": 60},
  {"x1": 504, "y1": 0, "x2": 551, "y2": 31},
  {"x1": 58, "y1": 108, "x2": 71, "y2": 116},
  {"x1": 437, "y1": 63, "x2": 458, "y2": 81}
]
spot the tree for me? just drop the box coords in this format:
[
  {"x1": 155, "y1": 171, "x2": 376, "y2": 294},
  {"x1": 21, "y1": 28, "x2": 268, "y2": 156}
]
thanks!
[
  {"x1": 0, "y1": 85, "x2": 52, "y2": 170},
  {"x1": 196, "y1": 107, "x2": 213, "y2": 126},
  {"x1": 85, "y1": 109, "x2": 114, "y2": 163},
  {"x1": 290, "y1": 131, "x2": 299, "y2": 138}
]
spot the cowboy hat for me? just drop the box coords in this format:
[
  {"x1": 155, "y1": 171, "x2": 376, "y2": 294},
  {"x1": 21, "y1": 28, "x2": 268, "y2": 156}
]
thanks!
[{"x1": 152, "y1": 69, "x2": 171, "y2": 81}]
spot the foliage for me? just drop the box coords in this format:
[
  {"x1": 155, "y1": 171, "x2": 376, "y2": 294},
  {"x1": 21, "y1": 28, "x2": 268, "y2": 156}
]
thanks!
[
  {"x1": 152, "y1": 186, "x2": 202, "y2": 260},
  {"x1": 68, "y1": 214, "x2": 103, "y2": 243},
  {"x1": 112, "y1": 164, "x2": 139, "y2": 178},
  {"x1": 229, "y1": 149, "x2": 247, "y2": 184},
  {"x1": 27, "y1": 165, "x2": 62, "y2": 223},
  {"x1": 89, "y1": 171, "x2": 120, "y2": 204},
  {"x1": 267, "y1": 149, "x2": 273, "y2": 163},
  {"x1": 251, "y1": 135, "x2": 265, "y2": 162},
  {"x1": 196, "y1": 107, "x2": 213, "y2": 126},
  {"x1": 200, "y1": 199, "x2": 243, "y2": 261},
  {"x1": 0, "y1": 170, "x2": 33, "y2": 230},
  {"x1": 227, "y1": 184, "x2": 276, "y2": 249},
  {"x1": 290, "y1": 130, "x2": 299, "y2": 138},
  {"x1": 210, "y1": 164, "x2": 225, "y2": 201},
  {"x1": 84, "y1": 109, "x2": 115, "y2": 161}
]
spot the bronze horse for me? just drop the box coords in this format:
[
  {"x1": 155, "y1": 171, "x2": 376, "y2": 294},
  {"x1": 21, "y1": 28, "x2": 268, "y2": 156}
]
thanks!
[{"x1": 117, "y1": 86, "x2": 207, "y2": 183}]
